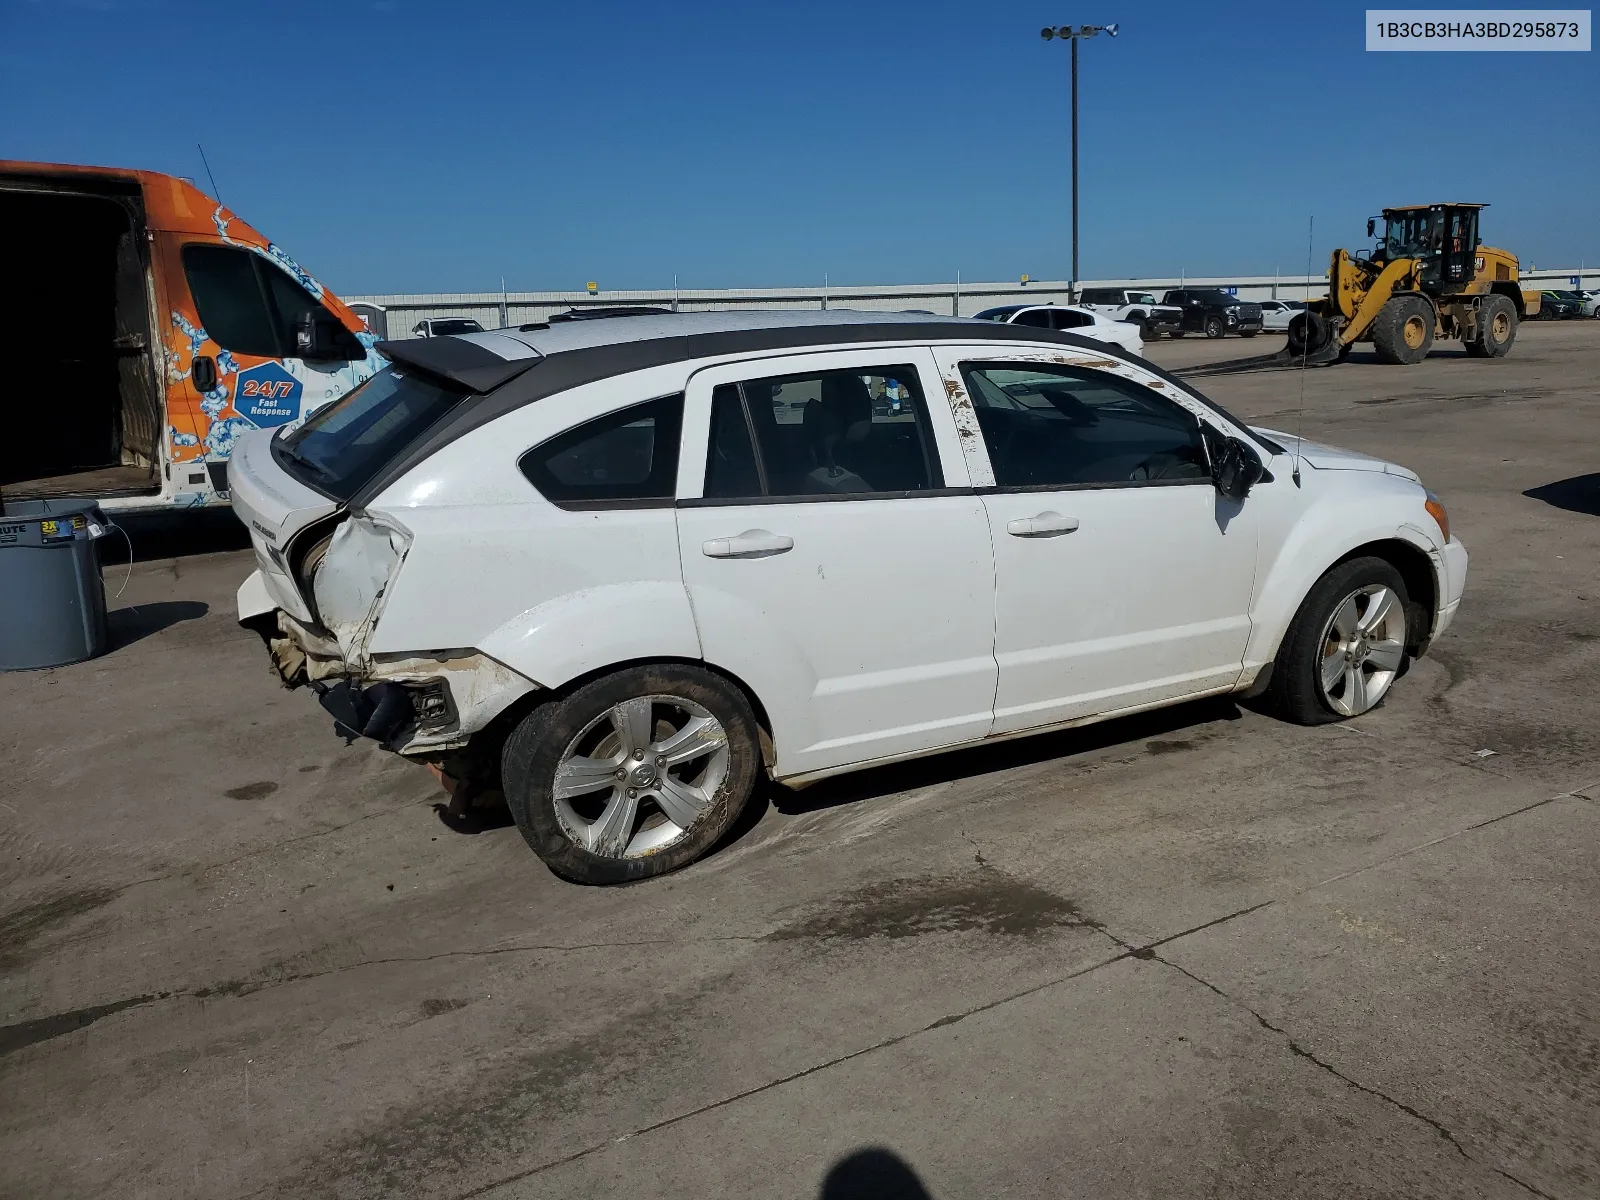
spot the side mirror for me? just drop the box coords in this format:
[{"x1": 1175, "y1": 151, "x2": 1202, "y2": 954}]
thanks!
[
  {"x1": 295, "y1": 310, "x2": 363, "y2": 362},
  {"x1": 1367, "y1": 217, "x2": 1376, "y2": 238},
  {"x1": 1212, "y1": 436, "x2": 1265, "y2": 501}
]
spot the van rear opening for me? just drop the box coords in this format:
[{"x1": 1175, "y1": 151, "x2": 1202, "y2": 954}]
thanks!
[{"x1": 0, "y1": 182, "x2": 161, "y2": 501}]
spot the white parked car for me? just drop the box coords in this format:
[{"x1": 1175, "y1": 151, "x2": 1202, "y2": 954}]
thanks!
[
  {"x1": 972, "y1": 303, "x2": 1144, "y2": 356},
  {"x1": 411, "y1": 317, "x2": 486, "y2": 338},
  {"x1": 232, "y1": 310, "x2": 1468, "y2": 884},
  {"x1": 1258, "y1": 299, "x2": 1306, "y2": 332},
  {"x1": 1075, "y1": 288, "x2": 1185, "y2": 338}
]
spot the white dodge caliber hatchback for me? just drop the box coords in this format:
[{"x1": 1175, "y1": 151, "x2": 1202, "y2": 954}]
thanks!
[{"x1": 232, "y1": 310, "x2": 1468, "y2": 884}]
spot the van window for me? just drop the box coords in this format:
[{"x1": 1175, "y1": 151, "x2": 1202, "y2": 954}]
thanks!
[
  {"x1": 276, "y1": 367, "x2": 469, "y2": 500},
  {"x1": 520, "y1": 395, "x2": 684, "y2": 508},
  {"x1": 182, "y1": 244, "x2": 351, "y2": 359}
]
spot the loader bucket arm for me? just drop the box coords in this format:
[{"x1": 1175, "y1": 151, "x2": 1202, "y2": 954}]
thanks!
[{"x1": 1334, "y1": 252, "x2": 1420, "y2": 345}]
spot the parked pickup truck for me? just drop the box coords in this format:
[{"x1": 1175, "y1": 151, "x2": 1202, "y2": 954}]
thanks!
[
  {"x1": 1076, "y1": 288, "x2": 1185, "y2": 340},
  {"x1": 1161, "y1": 289, "x2": 1264, "y2": 339}
]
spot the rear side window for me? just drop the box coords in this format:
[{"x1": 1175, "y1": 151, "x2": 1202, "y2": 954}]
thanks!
[
  {"x1": 520, "y1": 395, "x2": 684, "y2": 508},
  {"x1": 1050, "y1": 310, "x2": 1094, "y2": 330},
  {"x1": 182, "y1": 243, "x2": 357, "y2": 359},
  {"x1": 702, "y1": 366, "x2": 940, "y2": 500},
  {"x1": 277, "y1": 367, "x2": 469, "y2": 500}
]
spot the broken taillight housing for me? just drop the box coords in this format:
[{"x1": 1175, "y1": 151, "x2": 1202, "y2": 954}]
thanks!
[{"x1": 410, "y1": 679, "x2": 456, "y2": 729}]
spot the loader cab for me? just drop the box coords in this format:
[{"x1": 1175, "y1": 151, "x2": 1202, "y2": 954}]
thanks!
[{"x1": 1375, "y1": 203, "x2": 1484, "y2": 293}]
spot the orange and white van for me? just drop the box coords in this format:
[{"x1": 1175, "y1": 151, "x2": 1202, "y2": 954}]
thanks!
[{"x1": 0, "y1": 160, "x2": 383, "y2": 512}]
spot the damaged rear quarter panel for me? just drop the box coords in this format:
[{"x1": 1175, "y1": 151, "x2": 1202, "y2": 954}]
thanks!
[{"x1": 357, "y1": 381, "x2": 702, "y2": 691}]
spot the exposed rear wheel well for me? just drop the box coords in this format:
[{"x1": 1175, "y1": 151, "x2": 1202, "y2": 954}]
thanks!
[
  {"x1": 1333, "y1": 538, "x2": 1437, "y2": 651},
  {"x1": 451, "y1": 656, "x2": 776, "y2": 792}
]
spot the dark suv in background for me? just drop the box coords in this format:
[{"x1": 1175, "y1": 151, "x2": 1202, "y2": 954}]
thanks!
[{"x1": 1161, "y1": 289, "x2": 1264, "y2": 339}]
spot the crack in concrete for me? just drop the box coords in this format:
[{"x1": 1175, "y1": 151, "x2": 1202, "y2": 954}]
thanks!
[
  {"x1": 442, "y1": 901, "x2": 1281, "y2": 1198},
  {"x1": 1145, "y1": 950, "x2": 1559, "y2": 1200}
]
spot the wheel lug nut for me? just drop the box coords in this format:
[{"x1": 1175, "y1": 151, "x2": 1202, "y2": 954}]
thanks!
[
  {"x1": 627, "y1": 788, "x2": 637, "y2": 798},
  {"x1": 614, "y1": 769, "x2": 626, "y2": 780}
]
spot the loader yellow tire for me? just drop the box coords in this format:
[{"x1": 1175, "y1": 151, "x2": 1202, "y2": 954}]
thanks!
[{"x1": 1372, "y1": 296, "x2": 1435, "y2": 365}]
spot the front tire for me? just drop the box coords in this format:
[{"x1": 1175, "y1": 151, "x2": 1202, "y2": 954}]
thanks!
[
  {"x1": 1204, "y1": 315, "x2": 1225, "y2": 339},
  {"x1": 1372, "y1": 295, "x2": 1435, "y2": 364},
  {"x1": 502, "y1": 664, "x2": 761, "y2": 884},
  {"x1": 1260, "y1": 557, "x2": 1411, "y2": 725}
]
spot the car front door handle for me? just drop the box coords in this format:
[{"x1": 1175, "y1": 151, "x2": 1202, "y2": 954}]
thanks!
[
  {"x1": 702, "y1": 529, "x2": 795, "y2": 559},
  {"x1": 1006, "y1": 511, "x2": 1080, "y2": 538}
]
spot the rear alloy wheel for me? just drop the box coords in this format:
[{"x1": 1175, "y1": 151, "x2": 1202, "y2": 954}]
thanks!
[
  {"x1": 502, "y1": 664, "x2": 760, "y2": 883},
  {"x1": 1204, "y1": 315, "x2": 1226, "y2": 338},
  {"x1": 1465, "y1": 294, "x2": 1517, "y2": 358},
  {"x1": 1372, "y1": 295, "x2": 1435, "y2": 364},
  {"x1": 1260, "y1": 557, "x2": 1411, "y2": 725}
]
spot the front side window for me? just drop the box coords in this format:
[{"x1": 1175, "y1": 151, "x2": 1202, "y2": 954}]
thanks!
[
  {"x1": 959, "y1": 362, "x2": 1209, "y2": 489},
  {"x1": 183, "y1": 243, "x2": 357, "y2": 359},
  {"x1": 521, "y1": 395, "x2": 684, "y2": 507},
  {"x1": 1010, "y1": 309, "x2": 1053, "y2": 328},
  {"x1": 277, "y1": 367, "x2": 469, "y2": 500},
  {"x1": 703, "y1": 365, "x2": 940, "y2": 500},
  {"x1": 1128, "y1": 292, "x2": 1156, "y2": 306}
]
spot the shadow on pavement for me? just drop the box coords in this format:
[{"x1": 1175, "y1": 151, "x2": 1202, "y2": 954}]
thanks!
[
  {"x1": 820, "y1": 1147, "x2": 933, "y2": 1199},
  {"x1": 777, "y1": 695, "x2": 1243, "y2": 817},
  {"x1": 100, "y1": 509, "x2": 251, "y2": 564},
  {"x1": 107, "y1": 600, "x2": 209, "y2": 649},
  {"x1": 1524, "y1": 473, "x2": 1600, "y2": 516}
]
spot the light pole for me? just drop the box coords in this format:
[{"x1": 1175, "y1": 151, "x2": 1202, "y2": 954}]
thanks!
[{"x1": 1041, "y1": 23, "x2": 1117, "y2": 301}]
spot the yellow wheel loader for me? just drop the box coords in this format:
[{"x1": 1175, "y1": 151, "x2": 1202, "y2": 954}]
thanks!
[{"x1": 1284, "y1": 204, "x2": 1534, "y2": 366}]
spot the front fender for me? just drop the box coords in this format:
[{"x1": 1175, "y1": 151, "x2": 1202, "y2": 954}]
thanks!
[
  {"x1": 1245, "y1": 485, "x2": 1443, "y2": 671},
  {"x1": 476, "y1": 581, "x2": 703, "y2": 692}
]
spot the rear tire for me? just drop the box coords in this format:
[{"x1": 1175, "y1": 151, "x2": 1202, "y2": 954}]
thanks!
[
  {"x1": 1465, "y1": 294, "x2": 1516, "y2": 358},
  {"x1": 1170, "y1": 330, "x2": 1187, "y2": 338},
  {"x1": 502, "y1": 664, "x2": 761, "y2": 884},
  {"x1": 1240, "y1": 330, "x2": 1259, "y2": 339},
  {"x1": 1371, "y1": 295, "x2": 1435, "y2": 364},
  {"x1": 1259, "y1": 557, "x2": 1411, "y2": 726}
]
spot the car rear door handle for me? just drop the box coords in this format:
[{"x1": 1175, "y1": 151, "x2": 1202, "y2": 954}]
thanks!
[
  {"x1": 702, "y1": 529, "x2": 794, "y2": 559},
  {"x1": 1006, "y1": 511, "x2": 1080, "y2": 538}
]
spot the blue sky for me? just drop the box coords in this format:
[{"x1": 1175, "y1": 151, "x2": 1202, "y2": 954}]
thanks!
[{"x1": 4, "y1": 0, "x2": 1597, "y2": 293}]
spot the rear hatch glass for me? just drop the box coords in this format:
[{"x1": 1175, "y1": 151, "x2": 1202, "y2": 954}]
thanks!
[{"x1": 274, "y1": 367, "x2": 469, "y2": 501}]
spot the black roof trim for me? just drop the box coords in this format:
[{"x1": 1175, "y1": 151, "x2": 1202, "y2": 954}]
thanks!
[
  {"x1": 375, "y1": 336, "x2": 540, "y2": 394},
  {"x1": 350, "y1": 320, "x2": 1137, "y2": 509}
]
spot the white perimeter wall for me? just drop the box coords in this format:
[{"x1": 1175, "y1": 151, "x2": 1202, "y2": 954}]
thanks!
[{"x1": 347, "y1": 268, "x2": 1599, "y2": 338}]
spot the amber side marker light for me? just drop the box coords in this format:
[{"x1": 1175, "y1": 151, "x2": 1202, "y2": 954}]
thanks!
[{"x1": 1425, "y1": 492, "x2": 1450, "y2": 543}]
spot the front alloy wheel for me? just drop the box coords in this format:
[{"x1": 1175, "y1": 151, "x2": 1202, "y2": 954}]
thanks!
[
  {"x1": 1258, "y1": 556, "x2": 1413, "y2": 726},
  {"x1": 1317, "y1": 584, "x2": 1407, "y2": 716}
]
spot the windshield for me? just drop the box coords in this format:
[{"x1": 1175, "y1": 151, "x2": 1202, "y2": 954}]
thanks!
[
  {"x1": 276, "y1": 367, "x2": 470, "y2": 500},
  {"x1": 1382, "y1": 210, "x2": 1441, "y2": 258},
  {"x1": 973, "y1": 306, "x2": 1024, "y2": 322},
  {"x1": 1192, "y1": 291, "x2": 1237, "y2": 304}
]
